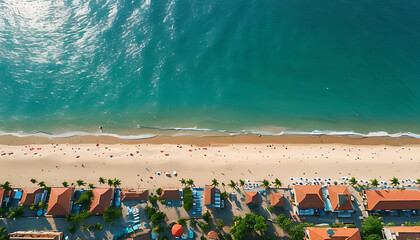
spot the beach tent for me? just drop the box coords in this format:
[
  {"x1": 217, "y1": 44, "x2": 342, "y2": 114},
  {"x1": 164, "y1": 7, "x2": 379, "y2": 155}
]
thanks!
[{"x1": 172, "y1": 224, "x2": 184, "y2": 238}]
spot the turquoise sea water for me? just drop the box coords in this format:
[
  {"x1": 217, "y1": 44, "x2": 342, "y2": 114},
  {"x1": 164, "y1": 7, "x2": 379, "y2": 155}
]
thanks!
[{"x1": 1, "y1": 0, "x2": 420, "y2": 136}]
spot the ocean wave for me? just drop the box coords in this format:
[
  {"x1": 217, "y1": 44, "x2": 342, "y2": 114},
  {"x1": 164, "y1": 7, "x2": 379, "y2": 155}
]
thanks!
[{"x1": 1, "y1": 128, "x2": 420, "y2": 139}]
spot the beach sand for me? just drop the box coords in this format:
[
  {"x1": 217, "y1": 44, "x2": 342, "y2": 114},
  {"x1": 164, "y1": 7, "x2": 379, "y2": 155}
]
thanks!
[{"x1": 0, "y1": 134, "x2": 419, "y2": 189}]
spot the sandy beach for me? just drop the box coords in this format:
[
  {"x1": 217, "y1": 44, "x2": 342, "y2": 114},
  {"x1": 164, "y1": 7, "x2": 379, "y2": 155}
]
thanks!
[{"x1": 0, "y1": 134, "x2": 419, "y2": 189}]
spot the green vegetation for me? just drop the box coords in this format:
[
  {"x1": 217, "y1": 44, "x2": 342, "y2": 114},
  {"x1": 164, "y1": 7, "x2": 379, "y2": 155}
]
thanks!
[
  {"x1": 230, "y1": 213, "x2": 268, "y2": 239},
  {"x1": 88, "y1": 183, "x2": 96, "y2": 189},
  {"x1": 276, "y1": 214, "x2": 313, "y2": 240},
  {"x1": 178, "y1": 218, "x2": 187, "y2": 226},
  {"x1": 330, "y1": 222, "x2": 345, "y2": 227},
  {"x1": 30, "y1": 201, "x2": 47, "y2": 212},
  {"x1": 190, "y1": 219, "x2": 197, "y2": 228},
  {"x1": 148, "y1": 195, "x2": 159, "y2": 205},
  {"x1": 187, "y1": 178, "x2": 194, "y2": 187},
  {"x1": 370, "y1": 178, "x2": 379, "y2": 187},
  {"x1": 98, "y1": 177, "x2": 105, "y2": 185},
  {"x1": 403, "y1": 221, "x2": 420, "y2": 226},
  {"x1": 156, "y1": 188, "x2": 162, "y2": 196},
  {"x1": 349, "y1": 177, "x2": 357, "y2": 186},
  {"x1": 30, "y1": 178, "x2": 37, "y2": 184},
  {"x1": 183, "y1": 187, "x2": 193, "y2": 211},
  {"x1": 385, "y1": 222, "x2": 396, "y2": 227},
  {"x1": 262, "y1": 179, "x2": 270, "y2": 190},
  {"x1": 361, "y1": 216, "x2": 383, "y2": 240},
  {"x1": 267, "y1": 205, "x2": 275, "y2": 213},
  {"x1": 390, "y1": 177, "x2": 399, "y2": 186},
  {"x1": 202, "y1": 210, "x2": 212, "y2": 223},
  {"x1": 145, "y1": 206, "x2": 166, "y2": 226},
  {"x1": 75, "y1": 190, "x2": 93, "y2": 207},
  {"x1": 103, "y1": 207, "x2": 123, "y2": 225},
  {"x1": 217, "y1": 220, "x2": 225, "y2": 229},
  {"x1": 65, "y1": 210, "x2": 93, "y2": 233},
  {"x1": 0, "y1": 181, "x2": 11, "y2": 190},
  {"x1": 8, "y1": 206, "x2": 26, "y2": 219},
  {"x1": 221, "y1": 192, "x2": 229, "y2": 201},
  {"x1": 198, "y1": 221, "x2": 210, "y2": 232},
  {"x1": 0, "y1": 226, "x2": 9, "y2": 240},
  {"x1": 273, "y1": 178, "x2": 282, "y2": 188},
  {"x1": 62, "y1": 181, "x2": 69, "y2": 187},
  {"x1": 0, "y1": 207, "x2": 10, "y2": 218},
  {"x1": 239, "y1": 179, "x2": 245, "y2": 188},
  {"x1": 153, "y1": 225, "x2": 165, "y2": 233},
  {"x1": 228, "y1": 180, "x2": 237, "y2": 189},
  {"x1": 160, "y1": 199, "x2": 167, "y2": 205},
  {"x1": 212, "y1": 178, "x2": 219, "y2": 187},
  {"x1": 76, "y1": 180, "x2": 86, "y2": 187},
  {"x1": 81, "y1": 223, "x2": 103, "y2": 231},
  {"x1": 180, "y1": 178, "x2": 187, "y2": 186}
]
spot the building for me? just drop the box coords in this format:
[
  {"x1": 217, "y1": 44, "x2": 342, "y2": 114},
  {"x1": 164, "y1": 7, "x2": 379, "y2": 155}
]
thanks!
[
  {"x1": 0, "y1": 188, "x2": 5, "y2": 207},
  {"x1": 9, "y1": 231, "x2": 63, "y2": 240},
  {"x1": 305, "y1": 227, "x2": 361, "y2": 240},
  {"x1": 121, "y1": 189, "x2": 148, "y2": 202},
  {"x1": 19, "y1": 188, "x2": 48, "y2": 206},
  {"x1": 0, "y1": 188, "x2": 13, "y2": 207},
  {"x1": 160, "y1": 189, "x2": 180, "y2": 200},
  {"x1": 270, "y1": 192, "x2": 284, "y2": 207},
  {"x1": 245, "y1": 191, "x2": 259, "y2": 205},
  {"x1": 46, "y1": 188, "x2": 74, "y2": 216},
  {"x1": 365, "y1": 190, "x2": 420, "y2": 215},
  {"x1": 383, "y1": 226, "x2": 420, "y2": 240},
  {"x1": 90, "y1": 188, "x2": 113, "y2": 215},
  {"x1": 294, "y1": 185, "x2": 325, "y2": 215},
  {"x1": 327, "y1": 186, "x2": 353, "y2": 217}
]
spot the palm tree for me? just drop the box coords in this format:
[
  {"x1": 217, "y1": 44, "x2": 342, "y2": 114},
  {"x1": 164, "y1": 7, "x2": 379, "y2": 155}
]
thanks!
[
  {"x1": 107, "y1": 179, "x2": 114, "y2": 187},
  {"x1": 262, "y1": 179, "x2": 270, "y2": 190},
  {"x1": 0, "y1": 181, "x2": 11, "y2": 190},
  {"x1": 239, "y1": 179, "x2": 245, "y2": 188},
  {"x1": 417, "y1": 179, "x2": 420, "y2": 184},
  {"x1": 88, "y1": 183, "x2": 96, "y2": 189},
  {"x1": 349, "y1": 177, "x2": 357, "y2": 186},
  {"x1": 390, "y1": 177, "x2": 399, "y2": 186},
  {"x1": 112, "y1": 178, "x2": 121, "y2": 188},
  {"x1": 273, "y1": 178, "x2": 282, "y2": 188},
  {"x1": 38, "y1": 181, "x2": 46, "y2": 188},
  {"x1": 227, "y1": 180, "x2": 237, "y2": 190},
  {"x1": 180, "y1": 178, "x2": 187, "y2": 186},
  {"x1": 186, "y1": 179, "x2": 194, "y2": 187},
  {"x1": 98, "y1": 177, "x2": 105, "y2": 185},
  {"x1": 62, "y1": 181, "x2": 69, "y2": 187},
  {"x1": 30, "y1": 178, "x2": 37, "y2": 184},
  {"x1": 76, "y1": 180, "x2": 86, "y2": 187},
  {"x1": 211, "y1": 178, "x2": 219, "y2": 187},
  {"x1": 370, "y1": 178, "x2": 379, "y2": 187}
]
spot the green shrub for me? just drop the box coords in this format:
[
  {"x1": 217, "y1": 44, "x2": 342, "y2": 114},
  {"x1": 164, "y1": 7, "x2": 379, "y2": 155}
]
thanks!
[
  {"x1": 160, "y1": 199, "x2": 167, "y2": 205},
  {"x1": 75, "y1": 190, "x2": 93, "y2": 207},
  {"x1": 153, "y1": 225, "x2": 165, "y2": 233},
  {"x1": 190, "y1": 219, "x2": 197, "y2": 228},
  {"x1": 331, "y1": 222, "x2": 345, "y2": 228},
  {"x1": 182, "y1": 187, "x2": 193, "y2": 211},
  {"x1": 221, "y1": 192, "x2": 228, "y2": 201},
  {"x1": 67, "y1": 225, "x2": 76, "y2": 234},
  {"x1": 145, "y1": 206, "x2": 157, "y2": 219},
  {"x1": 8, "y1": 206, "x2": 26, "y2": 219},
  {"x1": 149, "y1": 195, "x2": 159, "y2": 205},
  {"x1": 361, "y1": 216, "x2": 383, "y2": 236},
  {"x1": 151, "y1": 212, "x2": 167, "y2": 225},
  {"x1": 267, "y1": 205, "x2": 274, "y2": 213},
  {"x1": 178, "y1": 218, "x2": 187, "y2": 226},
  {"x1": 198, "y1": 222, "x2": 210, "y2": 232},
  {"x1": 202, "y1": 210, "x2": 212, "y2": 223},
  {"x1": 156, "y1": 188, "x2": 162, "y2": 196},
  {"x1": 103, "y1": 207, "x2": 122, "y2": 225},
  {"x1": 217, "y1": 220, "x2": 225, "y2": 229}
]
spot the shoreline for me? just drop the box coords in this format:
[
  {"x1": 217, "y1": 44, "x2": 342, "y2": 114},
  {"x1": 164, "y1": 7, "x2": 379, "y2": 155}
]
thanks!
[{"x1": 1, "y1": 133, "x2": 420, "y2": 146}]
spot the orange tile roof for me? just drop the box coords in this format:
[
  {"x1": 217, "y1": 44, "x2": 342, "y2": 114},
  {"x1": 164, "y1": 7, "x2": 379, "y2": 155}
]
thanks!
[
  {"x1": 385, "y1": 226, "x2": 420, "y2": 240},
  {"x1": 90, "y1": 188, "x2": 113, "y2": 214},
  {"x1": 245, "y1": 191, "x2": 259, "y2": 205},
  {"x1": 46, "y1": 188, "x2": 73, "y2": 216},
  {"x1": 0, "y1": 188, "x2": 4, "y2": 203},
  {"x1": 270, "y1": 193, "x2": 284, "y2": 207},
  {"x1": 306, "y1": 227, "x2": 361, "y2": 240},
  {"x1": 160, "y1": 189, "x2": 180, "y2": 200},
  {"x1": 328, "y1": 186, "x2": 353, "y2": 211},
  {"x1": 365, "y1": 190, "x2": 420, "y2": 211},
  {"x1": 205, "y1": 185, "x2": 215, "y2": 205},
  {"x1": 294, "y1": 185, "x2": 324, "y2": 209},
  {"x1": 20, "y1": 188, "x2": 44, "y2": 206},
  {"x1": 121, "y1": 190, "x2": 148, "y2": 201}
]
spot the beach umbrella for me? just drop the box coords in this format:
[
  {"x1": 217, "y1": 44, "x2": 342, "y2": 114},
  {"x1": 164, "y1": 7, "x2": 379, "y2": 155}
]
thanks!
[
  {"x1": 156, "y1": 172, "x2": 161, "y2": 175},
  {"x1": 318, "y1": 178, "x2": 322, "y2": 181},
  {"x1": 291, "y1": 177, "x2": 294, "y2": 180},
  {"x1": 173, "y1": 171, "x2": 177, "y2": 176},
  {"x1": 207, "y1": 231, "x2": 218, "y2": 239},
  {"x1": 172, "y1": 224, "x2": 184, "y2": 238}
]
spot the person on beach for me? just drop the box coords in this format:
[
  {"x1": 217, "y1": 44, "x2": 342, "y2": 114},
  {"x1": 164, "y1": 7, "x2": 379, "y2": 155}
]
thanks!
[{"x1": 99, "y1": 126, "x2": 103, "y2": 132}]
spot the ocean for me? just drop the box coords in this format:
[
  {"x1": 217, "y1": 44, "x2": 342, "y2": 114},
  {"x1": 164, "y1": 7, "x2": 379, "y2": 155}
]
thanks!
[{"x1": 1, "y1": 0, "x2": 420, "y2": 138}]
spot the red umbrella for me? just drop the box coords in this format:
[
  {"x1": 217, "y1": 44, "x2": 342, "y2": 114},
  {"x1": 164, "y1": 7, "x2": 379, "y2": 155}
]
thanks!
[{"x1": 172, "y1": 224, "x2": 184, "y2": 237}]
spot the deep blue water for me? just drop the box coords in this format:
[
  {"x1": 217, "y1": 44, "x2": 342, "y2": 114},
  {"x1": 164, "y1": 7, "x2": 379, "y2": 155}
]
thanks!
[{"x1": 1, "y1": 0, "x2": 420, "y2": 135}]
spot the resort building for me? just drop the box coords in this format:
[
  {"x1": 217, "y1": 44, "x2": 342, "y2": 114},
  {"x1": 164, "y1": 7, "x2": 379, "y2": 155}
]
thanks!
[
  {"x1": 19, "y1": 188, "x2": 48, "y2": 206},
  {"x1": 364, "y1": 190, "x2": 420, "y2": 215},
  {"x1": 9, "y1": 231, "x2": 63, "y2": 240},
  {"x1": 121, "y1": 189, "x2": 148, "y2": 202},
  {"x1": 204, "y1": 185, "x2": 222, "y2": 209},
  {"x1": 245, "y1": 191, "x2": 259, "y2": 205},
  {"x1": 327, "y1": 186, "x2": 353, "y2": 217},
  {"x1": 90, "y1": 188, "x2": 113, "y2": 215},
  {"x1": 0, "y1": 188, "x2": 6, "y2": 207},
  {"x1": 160, "y1": 189, "x2": 180, "y2": 200},
  {"x1": 294, "y1": 185, "x2": 325, "y2": 215},
  {"x1": 46, "y1": 187, "x2": 74, "y2": 216},
  {"x1": 382, "y1": 226, "x2": 420, "y2": 240},
  {"x1": 270, "y1": 192, "x2": 284, "y2": 207},
  {"x1": 305, "y1": 227, "x2": 361, "y2": 240}
]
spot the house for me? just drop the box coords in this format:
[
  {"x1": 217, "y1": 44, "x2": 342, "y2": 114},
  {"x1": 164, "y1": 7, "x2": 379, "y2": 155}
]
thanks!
[
  {"x1": 121, "y1": 189, "x2": 148, "y2": 202},
  {"x1": 90, "y1": 188, "x2": 113, "y2": 215},
  {"x1": 270, "y1": 192, "x2": 284, "y2": 207},
  {"x1": 327, "y1": 186, "x2": 353, "y2": 217},
  {"x1": 46, "y1": 188, "x2": 74, "y2": 216},
  {"x1": 0, "y1": 188, "x2": 5, "y2": 207},
  {"x1": 205, "y1": 185, "x2": 222, "y2": 209},
  {"x1": 294, "y1": 185, "x2": 325, "y2": 215},
  {"x1": 245, "y1": 191, "x2": 259, "y2": 205},
  {"x1": 0, "y1": 188, "x2": 13, "y2": 207},
  {"x1": 9, "y1": 231, "x2": 63, "y2": 240},
  {"x1": 365, "y1": 190, "x2": 420, "y2": 215},
  {"x1": 305, "y1": 227, "x2": 361, "y2": 240},
  {"x1": 19, "y1": 188, "x2": 48, "y2": 206},
  {"x1": 383, "y1": 226, "x2": 420, "y2": 240},
  {"x1": 160, "y1": 189, "x2": 180, "y2": 200}
]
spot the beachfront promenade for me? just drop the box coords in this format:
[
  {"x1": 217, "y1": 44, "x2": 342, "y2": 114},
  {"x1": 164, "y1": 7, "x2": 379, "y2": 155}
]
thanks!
[{"x1": 1, "y1": 176, "x2": 420, "y2": 240}]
